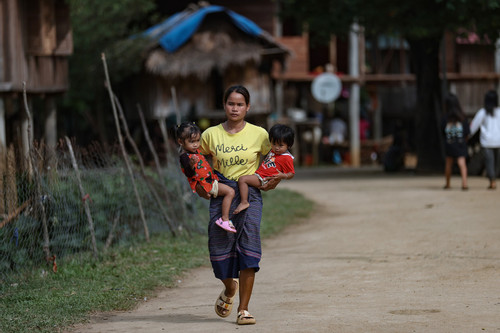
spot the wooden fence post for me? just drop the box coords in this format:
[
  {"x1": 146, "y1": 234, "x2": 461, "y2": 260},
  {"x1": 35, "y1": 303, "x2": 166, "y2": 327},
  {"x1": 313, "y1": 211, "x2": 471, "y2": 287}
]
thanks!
[
  {"x1": 5, "y1": 145, "x2": 17, "y2": 215},
  {"x1": 101, "y1": 53, "x2": 149, "y2": 242},
  {"x1": 22, "y1": 82, "x2": 51, "y2": 261},
  {"x1": 138, "y1": 104, "x2": 192, "y2": 235},
  {"x1": 114, "y1": 95, "x2": 177, "y2": 236},
  {"x1": 65, "y1": 136, "x2": 98, "y2": 258}
]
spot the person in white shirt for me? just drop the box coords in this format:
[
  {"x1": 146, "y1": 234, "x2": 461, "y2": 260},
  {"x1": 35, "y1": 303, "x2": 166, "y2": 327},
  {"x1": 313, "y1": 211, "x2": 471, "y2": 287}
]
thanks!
[{"x1": 470, "y1": 90, "x2": 500, "y2": 189}]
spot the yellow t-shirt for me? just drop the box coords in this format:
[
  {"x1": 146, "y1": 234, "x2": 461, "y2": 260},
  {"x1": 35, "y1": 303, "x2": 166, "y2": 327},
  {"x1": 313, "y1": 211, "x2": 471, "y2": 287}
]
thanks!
[{"x1": 200, "y1": 123, "x2": 271, "y2": 181}]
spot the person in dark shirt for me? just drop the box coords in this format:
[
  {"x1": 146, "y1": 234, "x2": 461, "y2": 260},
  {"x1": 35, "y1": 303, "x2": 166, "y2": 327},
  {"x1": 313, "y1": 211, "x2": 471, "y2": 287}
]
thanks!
[{"x1": 442, "y1": 93, "x2": 470, "y2": 190}]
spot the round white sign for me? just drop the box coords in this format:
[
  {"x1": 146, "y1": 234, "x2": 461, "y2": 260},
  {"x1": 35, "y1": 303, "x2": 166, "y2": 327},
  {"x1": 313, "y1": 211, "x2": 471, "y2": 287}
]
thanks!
[{"x1": 311, "y1": 73, "x2": 342, "y2": 103}]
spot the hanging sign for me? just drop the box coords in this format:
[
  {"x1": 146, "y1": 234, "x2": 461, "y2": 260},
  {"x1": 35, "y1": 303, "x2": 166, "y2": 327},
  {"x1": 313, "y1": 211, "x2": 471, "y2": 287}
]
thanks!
[{"x1": 311, "y1": 73, "x2": 342, "y2": 104}]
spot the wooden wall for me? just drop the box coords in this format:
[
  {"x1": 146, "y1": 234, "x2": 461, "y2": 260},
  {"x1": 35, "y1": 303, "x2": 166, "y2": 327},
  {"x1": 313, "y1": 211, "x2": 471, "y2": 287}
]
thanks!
[
  {"x1": 129, "y1": 66, "x2": 273, "y2": 121},
  {"x1": 450, "y1": 44, "x2": 497, "y2": 115},
  {"x1": 0, "y1": 0, "x2": 72, "y2": 93},
  {"x1": 276, "y1": 34, "x2": 309, "y2": 79}
]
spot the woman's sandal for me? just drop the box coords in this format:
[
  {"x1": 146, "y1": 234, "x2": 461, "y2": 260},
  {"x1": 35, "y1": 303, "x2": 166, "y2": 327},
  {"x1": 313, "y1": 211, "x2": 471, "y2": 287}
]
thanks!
[
  {"x1": 236, "y1": 310, "x2": 256, "y2": 325},
  {"x1": 215, "y1": 218, "x2": 237, "y2": 233},
  {"x1": 214, "y1": 279, "x2": 238, "y2": 318}
]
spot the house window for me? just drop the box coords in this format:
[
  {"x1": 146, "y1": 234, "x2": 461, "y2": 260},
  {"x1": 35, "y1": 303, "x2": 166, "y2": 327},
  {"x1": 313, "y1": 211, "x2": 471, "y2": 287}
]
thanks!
[
  {"x1": 281, "y1": 16, "x2": 302, "y2": 37},
  {"x1": 309, "y1": 31, "x2": 330, "y2": 73}
]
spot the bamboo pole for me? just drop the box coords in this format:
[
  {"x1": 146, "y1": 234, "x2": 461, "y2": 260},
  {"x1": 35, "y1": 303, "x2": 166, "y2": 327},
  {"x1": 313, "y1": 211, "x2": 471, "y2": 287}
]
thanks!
[
  {"x1": 0, "y1": 200, "x2": 30, "y2": 229},
  {"x1": 143, "y1": 113, "x2": 199, "y2": 234},
  {"x1": 137, "y1": 104, "x2": 184, "y2": 235},
  {"x1": 114, "y1": 95, "x2": 177, "y2": 236},
  {"x1": 5, "y1": 145, "x2": 17, "y2": 215},
  {"x1": 137, "y1": 104, "x2": 179, "y2": 213},
  {"x1": 101, "y1": 53, "x2": 150, "y2": 242},
  {"x1": 137, "y1": 104, "x2": 163, "y2": 180},
  {"x1": 113, "y1": 94, "x2": 146, "y2": 171},
  {"x1": 171, "y1": 86, "x2": 181, "y2": 126},
  {"x1": 20, "y1": 98, "x2": 33, "y2": 177},
  {"x1": 139, "y1": 102, "x2": 193, "y2": 235},
  {"x1": 22, "y1": 82, "x2": 51, "y2": 261},
  {"x1": 158, "y1": 118, "x2": 170, "y2": 165},
  {"x1": 165, "y1": 87, "x2": 194, "y2": 232},
  {"x1": 65, "y1": 136, "x2": 98, "y2": 258},
  {"x1": 104, "y1": 211, "x2": 120, "y2": 251}
]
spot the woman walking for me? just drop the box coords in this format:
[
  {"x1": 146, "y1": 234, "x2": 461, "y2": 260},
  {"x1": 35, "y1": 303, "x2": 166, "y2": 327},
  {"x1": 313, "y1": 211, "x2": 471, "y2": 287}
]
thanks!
[
  {"x1": 470, "y1": 90, "x2": 500, "y2": 189},
  {"x1": 197, "y1": 85, "x2": 280, "y2": 325}
]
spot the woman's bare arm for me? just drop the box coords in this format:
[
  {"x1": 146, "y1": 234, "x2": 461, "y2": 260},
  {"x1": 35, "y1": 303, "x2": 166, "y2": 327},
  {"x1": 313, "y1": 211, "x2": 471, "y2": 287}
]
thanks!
[{"x1": 259, "y1": 176, "x2": 281, "y2": 191}]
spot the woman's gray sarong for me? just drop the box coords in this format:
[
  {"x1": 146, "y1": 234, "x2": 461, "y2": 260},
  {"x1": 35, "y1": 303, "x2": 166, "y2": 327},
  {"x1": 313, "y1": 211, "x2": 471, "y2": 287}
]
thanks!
[{"x1": 208, "y1": 172, "x2": 263, "y2": 280}]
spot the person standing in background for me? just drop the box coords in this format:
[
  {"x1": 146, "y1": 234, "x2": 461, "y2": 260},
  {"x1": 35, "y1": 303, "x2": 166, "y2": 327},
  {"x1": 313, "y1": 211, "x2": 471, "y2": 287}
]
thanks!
[
  {"x1": 442, "y1": 93, "x2": 469, "y2": 190},
  {"x1": 470, "y1": 90, "x2": 500, "y2": 189}
]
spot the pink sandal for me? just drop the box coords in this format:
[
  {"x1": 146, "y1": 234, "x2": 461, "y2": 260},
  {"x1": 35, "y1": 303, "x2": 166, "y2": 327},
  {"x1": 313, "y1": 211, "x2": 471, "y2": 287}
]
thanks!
[{"x1": 215, "y1": 218, "x2": 237, "y2": 233}]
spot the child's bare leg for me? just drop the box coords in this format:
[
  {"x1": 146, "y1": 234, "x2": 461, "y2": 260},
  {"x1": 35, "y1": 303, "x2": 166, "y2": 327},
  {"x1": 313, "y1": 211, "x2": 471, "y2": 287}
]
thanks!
[
  {"x1": 195, "y1": 183, "x2": 211, "y2": 199},
  {"x1": 217, "y1": 183, "x2": 235, "y2": 221},
  {"x1": 234, "y1": 175, "x2": 262, "y2": 214},
  {"x1": 444, "y1": 157, "x2": 453, "y2": 188}
]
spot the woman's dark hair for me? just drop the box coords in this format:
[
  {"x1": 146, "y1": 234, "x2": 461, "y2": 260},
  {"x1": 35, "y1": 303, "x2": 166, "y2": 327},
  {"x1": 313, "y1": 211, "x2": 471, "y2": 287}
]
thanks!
[
  {"x1": 444, "y1": 93, "x2": 465, "y2": 122},
  {"x1": 223, "y1": 85, "x2": 250, "y2": 105},
  {"x1": 176, "y1": 122, "x2": 201, "y2": 141},
  {"x1": 484, "y1": 90, "x2": 498, "y2": 116},
  {"x1": 269, "y1": 124, "x2": 295, "y2": 148}
]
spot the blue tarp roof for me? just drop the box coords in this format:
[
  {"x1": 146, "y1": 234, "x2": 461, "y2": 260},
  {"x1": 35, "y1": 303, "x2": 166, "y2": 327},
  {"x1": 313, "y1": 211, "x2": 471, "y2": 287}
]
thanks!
[{"x1": 142, "y1": 5, "x2": 263, "y2": 53}]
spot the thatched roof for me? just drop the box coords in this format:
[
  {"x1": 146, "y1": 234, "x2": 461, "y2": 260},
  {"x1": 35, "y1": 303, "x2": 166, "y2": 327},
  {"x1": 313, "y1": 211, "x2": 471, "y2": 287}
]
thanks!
[{"x1": 142, "y1": 4, "x2": 289, "y2": 80}]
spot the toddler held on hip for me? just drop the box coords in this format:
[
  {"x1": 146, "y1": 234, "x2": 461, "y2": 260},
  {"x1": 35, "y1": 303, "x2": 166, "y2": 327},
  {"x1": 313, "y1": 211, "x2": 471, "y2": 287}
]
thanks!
[
  {"x1": 234, "y1": 124, "x2": 295, "y2": 214},
  {"x1": 176, "y1": 122, "x2": 236, "y2": 233}
]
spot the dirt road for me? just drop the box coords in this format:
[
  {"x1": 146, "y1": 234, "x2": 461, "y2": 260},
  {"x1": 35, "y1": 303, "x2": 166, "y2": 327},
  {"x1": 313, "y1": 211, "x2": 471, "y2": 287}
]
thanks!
[{"x1": 72, "y1": 167, "x2": 500, "y2": 333}]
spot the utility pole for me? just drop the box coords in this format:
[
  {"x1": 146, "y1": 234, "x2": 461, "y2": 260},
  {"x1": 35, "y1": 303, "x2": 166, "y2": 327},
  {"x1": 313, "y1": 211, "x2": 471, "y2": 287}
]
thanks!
[{"x1": 349, "y1": 22, "x2": 361, "y2": 167}]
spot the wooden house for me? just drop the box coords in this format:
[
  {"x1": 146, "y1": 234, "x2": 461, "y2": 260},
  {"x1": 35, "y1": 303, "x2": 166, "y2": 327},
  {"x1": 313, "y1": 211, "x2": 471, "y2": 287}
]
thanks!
[
  {"x1": 0, "y1": 0, "x2": 72, "y2": 223},
  {"x1": 0, "y1": 0, "x2": 72, "y2": 158},
  {"x1": 147, "y1": 1, "x2": 500, "y2": 167},
  {"x1": 445, "y1": 31, "x2": 498, "y2": 115},
  {"x1": 119, "y1": 2, "x2": 289, "y2": 135}
]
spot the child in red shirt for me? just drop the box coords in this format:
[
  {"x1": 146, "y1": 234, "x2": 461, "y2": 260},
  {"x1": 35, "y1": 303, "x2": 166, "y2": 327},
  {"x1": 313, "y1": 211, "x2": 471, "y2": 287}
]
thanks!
[
  {"x1": 176, "y1": 123, "x2": 236, "y2": 233},
  {"x1": 234, "y1": 124, "x2": 295, "y2": 214}
]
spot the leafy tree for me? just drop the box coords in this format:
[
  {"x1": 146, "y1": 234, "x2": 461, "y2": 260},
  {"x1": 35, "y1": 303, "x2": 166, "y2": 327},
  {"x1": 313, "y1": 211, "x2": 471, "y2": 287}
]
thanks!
[
  {"x1": 281, "y1": 0, "x2": 500, "y2": 171},
  {"x1": 61, "y1": 0, "x2": 158, "y2": 144}
]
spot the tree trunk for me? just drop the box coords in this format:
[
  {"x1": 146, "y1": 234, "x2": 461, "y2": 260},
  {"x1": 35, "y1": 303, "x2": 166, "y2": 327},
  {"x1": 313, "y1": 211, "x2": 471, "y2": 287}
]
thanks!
[{"x1": 408, "y1": 37, "x2": 445, "y2": 172}]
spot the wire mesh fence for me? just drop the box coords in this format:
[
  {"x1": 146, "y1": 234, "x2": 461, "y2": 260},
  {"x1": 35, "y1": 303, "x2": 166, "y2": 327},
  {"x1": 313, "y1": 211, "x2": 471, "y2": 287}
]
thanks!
[{"x1": 0, "y1": 139, "x2": 207, "y2": 283}]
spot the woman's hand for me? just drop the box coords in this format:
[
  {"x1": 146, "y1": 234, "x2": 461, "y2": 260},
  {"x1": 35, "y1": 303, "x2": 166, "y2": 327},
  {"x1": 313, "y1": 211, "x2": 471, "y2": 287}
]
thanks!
[{"x1": 259, "y1": 175, "x2": 281, "y2": 191}]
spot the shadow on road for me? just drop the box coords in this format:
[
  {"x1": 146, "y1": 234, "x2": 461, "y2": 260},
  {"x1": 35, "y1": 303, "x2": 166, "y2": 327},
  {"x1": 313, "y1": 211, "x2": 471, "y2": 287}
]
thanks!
[{"x1": 293, "y1": 165, "x2": 421, "y2": 180}]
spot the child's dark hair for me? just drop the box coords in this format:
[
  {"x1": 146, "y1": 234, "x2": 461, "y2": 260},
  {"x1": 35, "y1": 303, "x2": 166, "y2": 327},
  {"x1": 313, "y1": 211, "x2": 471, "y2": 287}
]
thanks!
[
  {"x1": 176, "y1": 122, "x2": 201, "y2": 141},
  {"x1": 444, "y1": 93, "x2": 465, "y2": 122},
  {"x1": 269, "y1": 124, "x2": 294, "y2": 148}
]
